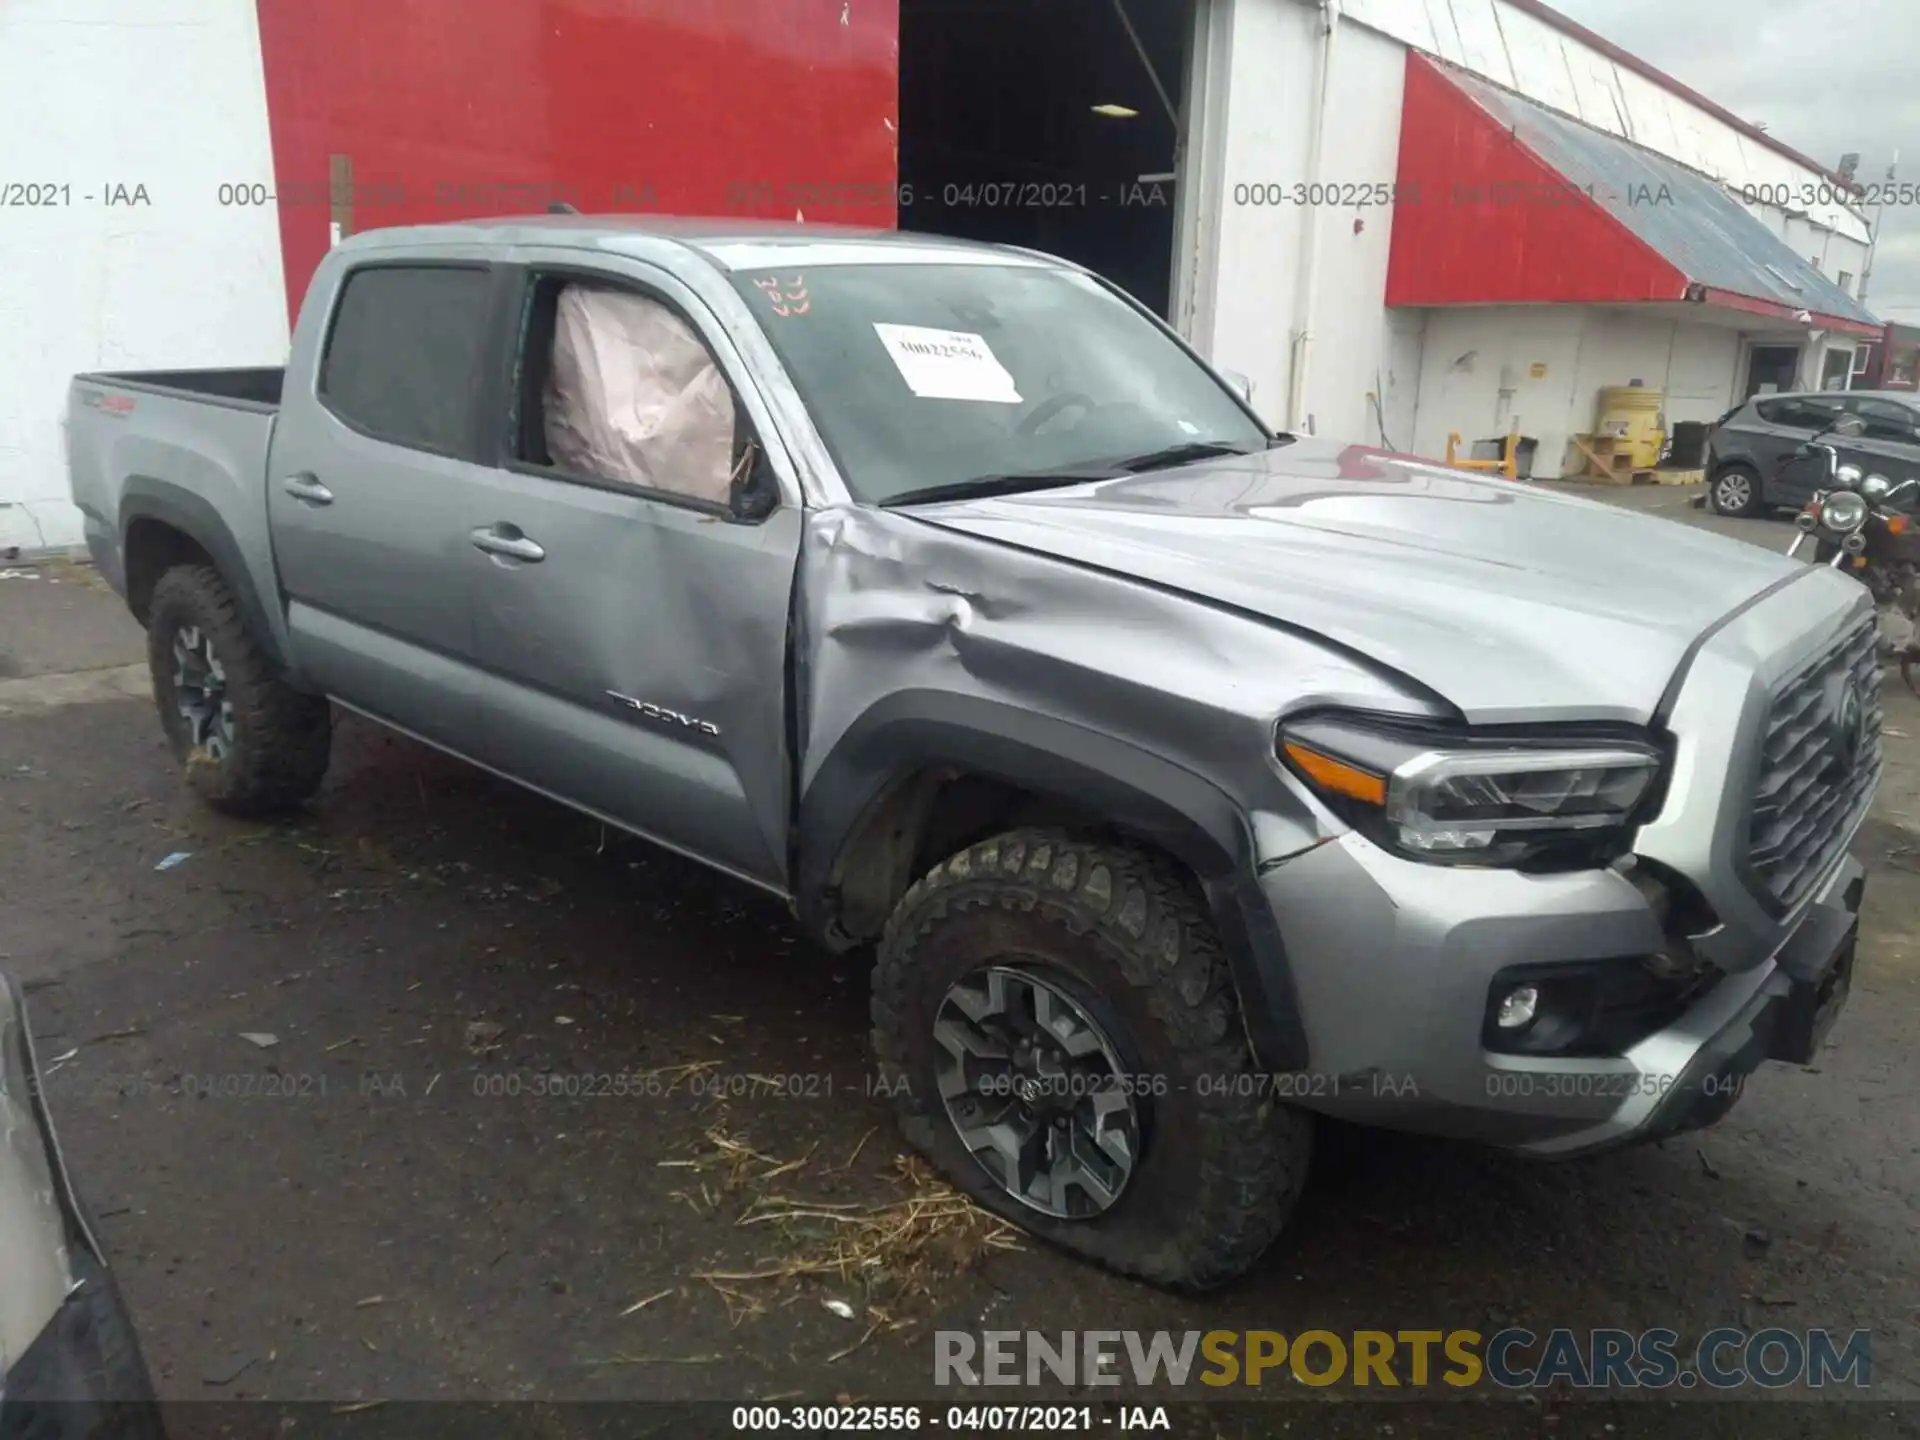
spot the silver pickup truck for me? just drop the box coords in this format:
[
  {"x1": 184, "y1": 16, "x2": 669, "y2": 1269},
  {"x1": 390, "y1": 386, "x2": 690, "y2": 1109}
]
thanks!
[{"x1": 66, "y1": 217, "x2": 1880, "y2": 1290}]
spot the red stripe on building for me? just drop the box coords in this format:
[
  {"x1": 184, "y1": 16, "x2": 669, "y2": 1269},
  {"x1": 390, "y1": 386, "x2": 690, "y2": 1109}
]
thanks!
[
  {"x1": 253, "y1": 0, "x2": 902, "y2": 320},
  {"x1": 1387, "y1": 52, "x2": 1689, "y2": 307}
]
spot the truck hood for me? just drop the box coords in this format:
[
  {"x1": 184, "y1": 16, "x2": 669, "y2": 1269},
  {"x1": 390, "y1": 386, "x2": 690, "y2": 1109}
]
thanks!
[{"x1": 902, "y1": 438, "x2": 1806, "y2": 724}]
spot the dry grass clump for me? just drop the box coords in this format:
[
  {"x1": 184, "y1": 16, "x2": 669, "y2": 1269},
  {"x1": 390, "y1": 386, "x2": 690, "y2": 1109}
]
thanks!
[{"x1": 663, "y1": 1112, "x2": 1022, "y2": 1344}]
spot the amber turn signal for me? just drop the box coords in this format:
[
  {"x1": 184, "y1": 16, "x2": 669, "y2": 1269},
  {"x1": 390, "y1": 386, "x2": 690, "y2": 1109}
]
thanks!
[{"x1": 1283, "y1": 741, "x2": 1388, "y2": 806}]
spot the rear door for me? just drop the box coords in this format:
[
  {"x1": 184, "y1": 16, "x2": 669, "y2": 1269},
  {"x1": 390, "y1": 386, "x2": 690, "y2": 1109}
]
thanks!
[
  {"x1": 460, "y1": 253, "x2": 804, "y2": 893},
  {"x1": 1840, "y1": 396, "x2": 1920, "y2": 507},
  {"x1": 268, "y1": 254, "x2": 502, "y2": 754}
]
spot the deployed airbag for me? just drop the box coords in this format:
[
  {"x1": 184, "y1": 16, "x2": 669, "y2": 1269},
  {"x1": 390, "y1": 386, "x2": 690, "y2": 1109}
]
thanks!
[{"x1": 544, "y1": 285, "x2": 737, "y2": 503}]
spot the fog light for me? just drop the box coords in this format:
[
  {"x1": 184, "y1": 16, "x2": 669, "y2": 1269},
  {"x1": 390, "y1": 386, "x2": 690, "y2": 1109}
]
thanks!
[{"x1": 1496, "y1": 985, "x2": 1541, "y2": 1030}]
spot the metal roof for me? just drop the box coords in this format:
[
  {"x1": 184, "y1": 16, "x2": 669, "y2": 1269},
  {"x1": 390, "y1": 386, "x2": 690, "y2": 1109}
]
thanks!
[
  {"x1": 1497, "y1": 0, "x2": 1862, "y2": 195},
  {"x1": 1445, "y1": 66, "x2": 1881, "y2": 330}
]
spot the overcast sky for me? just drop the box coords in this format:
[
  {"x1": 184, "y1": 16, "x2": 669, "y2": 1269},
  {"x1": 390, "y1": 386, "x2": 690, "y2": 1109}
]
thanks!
[{"x1": 1552, "y1": 0, "x2": 1920, "y2": 324}]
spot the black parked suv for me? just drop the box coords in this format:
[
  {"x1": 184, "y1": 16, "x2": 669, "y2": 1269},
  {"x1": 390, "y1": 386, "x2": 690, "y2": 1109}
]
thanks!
[{"x1": 1706, "y1": 389, "x2": 1920, "y2": 517}]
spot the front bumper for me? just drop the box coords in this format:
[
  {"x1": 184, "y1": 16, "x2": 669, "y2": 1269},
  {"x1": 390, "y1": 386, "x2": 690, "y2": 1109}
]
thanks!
[
  {"x1": 1252, "y1": 562, "x2": 1878, "y2": 1157},
  {"x1": 0, "y1": 978, "x2": 164, "y2": 1438},
  {"x1": 1258, "y1": 833, "x2": 1863, "y2": 1156},
  {"x1": 2, "y1": 1250, "x2": 166, "y2": 1439}
]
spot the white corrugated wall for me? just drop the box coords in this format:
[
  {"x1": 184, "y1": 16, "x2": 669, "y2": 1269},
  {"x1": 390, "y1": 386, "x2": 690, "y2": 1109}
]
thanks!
[{"x1": 0, "y1": 0, "x2": 288, "y2": 554}]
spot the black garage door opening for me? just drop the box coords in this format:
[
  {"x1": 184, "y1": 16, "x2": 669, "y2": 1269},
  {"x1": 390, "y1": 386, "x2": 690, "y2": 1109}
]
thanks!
[{"x1": 897, "y1": 0, "x2": 1189, "y2": 318}]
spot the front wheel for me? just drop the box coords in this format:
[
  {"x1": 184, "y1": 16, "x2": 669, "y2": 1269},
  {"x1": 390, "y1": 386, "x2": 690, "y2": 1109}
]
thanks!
[
  {"x1": 146, "y1": 564, "x2": 332, "y2": 816},
  {"x1": 870, "y1": 829, "x2": 1313, "y2": 1291},
  {"x1": 1708, "y1": 464, "x2": 1763, "y2": 517}
]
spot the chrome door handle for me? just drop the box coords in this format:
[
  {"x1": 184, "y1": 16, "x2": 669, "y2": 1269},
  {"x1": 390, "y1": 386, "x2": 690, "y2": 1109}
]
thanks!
[
  {"x1": 282, "y1": 473, "x2": 334, "y2": 506},
  {"x1": 470, "y1": 526, "x2": 545, "y2": 563}
]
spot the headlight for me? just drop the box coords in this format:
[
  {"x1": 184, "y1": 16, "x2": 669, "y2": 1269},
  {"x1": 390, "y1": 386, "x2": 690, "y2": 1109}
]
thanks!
[
  {"x1": 1834, "y1": 463, "x2": 1864, "y2": 489},
  {"x1": 1279, "y1": 714, "x2": 1661, "y2": 868},
  {"x1": 1820, "y1": 490, "x2": 1869, "y2": 533},
  {"x1": 1861, "y1": 473, "x2": 1892, "y2": 500}
]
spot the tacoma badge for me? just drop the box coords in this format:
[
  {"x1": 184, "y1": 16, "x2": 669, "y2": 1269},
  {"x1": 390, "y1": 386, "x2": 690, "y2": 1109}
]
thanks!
[{"x1": 605, "y1": 691, "x2": 720, "y2": 738}]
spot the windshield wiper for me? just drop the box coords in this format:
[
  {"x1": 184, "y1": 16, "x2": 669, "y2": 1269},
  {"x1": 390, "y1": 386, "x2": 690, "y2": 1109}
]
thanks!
[
  {"x1": 878, "y1": 467, "x2": 1121, "y2": 508},
  {"x1": 1112, "y1": 435, "x2": 1292, "y2": 472}
]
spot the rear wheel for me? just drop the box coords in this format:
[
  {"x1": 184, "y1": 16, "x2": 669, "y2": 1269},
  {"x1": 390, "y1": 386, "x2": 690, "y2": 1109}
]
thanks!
[
  {"x1": 1708, "y1": 464, "x2": 1763, "y2": 517},
  {"x1": 146, "y1": 564, "x2": 332, "y2": 815},
  {"x1": 871, "y1": 829, "x2": 1313, "y2": 1290}
]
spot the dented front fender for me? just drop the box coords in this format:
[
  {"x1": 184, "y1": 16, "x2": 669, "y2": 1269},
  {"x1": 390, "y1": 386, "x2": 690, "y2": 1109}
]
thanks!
[{"x1": 791, "y1": 505, "x2": 1442, "y2": 1069}]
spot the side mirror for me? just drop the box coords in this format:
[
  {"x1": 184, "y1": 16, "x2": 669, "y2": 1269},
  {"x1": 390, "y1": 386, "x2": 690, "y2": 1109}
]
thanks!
[
  {"x1": 728, "y1": 441, "x2": 780, "y2": 523},
  {"x1": 1219, "y1": 368, "x2": 1254, "y2": 403}
]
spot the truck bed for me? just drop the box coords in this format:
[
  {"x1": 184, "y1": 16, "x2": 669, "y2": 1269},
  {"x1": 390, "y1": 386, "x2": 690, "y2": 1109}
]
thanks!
[
  {"x1": 66, "y1": 370, "x2": 285, "y2": 614},
  {"x1": 74, "y1": 367, "x2": 284, "y2": 413}
]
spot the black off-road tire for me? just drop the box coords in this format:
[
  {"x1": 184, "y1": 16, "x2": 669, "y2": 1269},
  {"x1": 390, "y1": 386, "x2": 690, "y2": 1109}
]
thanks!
[
  {"x1": 146, "y1": 563, "x2": 332, "y2": 816},
  {"x1": 871, "y1": 828, "x2": 1313, "y2": 1291}
]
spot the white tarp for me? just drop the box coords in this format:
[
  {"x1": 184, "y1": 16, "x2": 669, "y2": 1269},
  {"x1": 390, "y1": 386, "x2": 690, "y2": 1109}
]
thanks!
[{"x1": 543, "y1": 285, "x2": 736, "y2": 503}]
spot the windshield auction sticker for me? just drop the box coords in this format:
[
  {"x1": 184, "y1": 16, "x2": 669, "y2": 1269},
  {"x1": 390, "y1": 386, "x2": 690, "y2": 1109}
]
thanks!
[{"x1": 874, "y1": 323, "x2": 1023, "y2": 404}]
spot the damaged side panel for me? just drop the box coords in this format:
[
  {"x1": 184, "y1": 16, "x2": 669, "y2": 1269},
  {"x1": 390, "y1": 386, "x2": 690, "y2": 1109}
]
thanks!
[
  {"x1": 791, "y1": 502, "x2": 1440, "y2": 915},
  {"x1": 790, "y1": 504, "x2": 1442, "y2": 1069}
]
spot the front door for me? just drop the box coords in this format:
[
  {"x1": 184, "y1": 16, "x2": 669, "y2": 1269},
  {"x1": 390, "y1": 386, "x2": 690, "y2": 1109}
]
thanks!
[
  {"x1": 267, "y1": 257, "x2": 500, "y2": 753},
  {"x1": 1743, "y1": 344, "x2": 1801, "y2": 400},
  {"x1": 462, "y1": 258, "x2": 802, "y2": 892}
]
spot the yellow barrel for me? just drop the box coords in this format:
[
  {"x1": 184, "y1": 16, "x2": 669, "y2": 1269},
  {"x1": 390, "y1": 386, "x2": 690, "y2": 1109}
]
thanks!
[{"x1": 1596, "y1": 386, "x2": 1665, "y2": 470}]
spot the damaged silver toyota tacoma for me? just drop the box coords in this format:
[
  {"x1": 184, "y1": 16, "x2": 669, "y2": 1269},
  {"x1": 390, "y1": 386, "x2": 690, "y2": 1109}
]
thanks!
[{"x1": 66, "y1": 218, "x2": 1880, "y2": 1289}]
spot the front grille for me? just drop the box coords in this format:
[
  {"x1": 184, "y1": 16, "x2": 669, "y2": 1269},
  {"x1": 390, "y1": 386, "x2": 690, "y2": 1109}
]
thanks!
[{"x1": 1745, "y1": 616, "x2": 1883, "y2": 911}]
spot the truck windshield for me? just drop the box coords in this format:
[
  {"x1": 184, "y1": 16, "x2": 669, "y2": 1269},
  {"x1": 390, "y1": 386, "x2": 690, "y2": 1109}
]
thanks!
[{"x1": 730, "y1": 263, "x2": 1272, "y2": 505}]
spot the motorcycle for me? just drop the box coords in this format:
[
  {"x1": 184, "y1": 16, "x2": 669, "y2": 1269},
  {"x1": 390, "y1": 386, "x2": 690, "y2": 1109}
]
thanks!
[{"x1": 1781, "y1": 427, "x2": 1920, "y2": 698}]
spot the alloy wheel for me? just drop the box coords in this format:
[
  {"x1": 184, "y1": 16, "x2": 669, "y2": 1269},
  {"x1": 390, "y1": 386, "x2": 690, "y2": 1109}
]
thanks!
[
  {"x1": 932, "y1": 965, "x2": 1140, "y2": 1219},
  {"x1": 1714, "y1": 471, "x2": 1753, "y2": 513},
  {"x1": 170, "y1": 624, "x2": 236, "y2": 760}
]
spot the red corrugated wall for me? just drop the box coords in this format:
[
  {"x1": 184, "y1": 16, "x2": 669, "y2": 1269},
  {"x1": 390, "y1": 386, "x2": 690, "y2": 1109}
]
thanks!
[
  {"x1": 254, "y1": 0, "x2": 901, "y2": 320},
  {"x1": 1387, "y1": 51, "x2": 1686, "y2": 307}
]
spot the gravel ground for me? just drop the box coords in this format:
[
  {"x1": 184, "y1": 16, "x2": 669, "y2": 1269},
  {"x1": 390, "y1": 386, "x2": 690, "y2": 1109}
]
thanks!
[{"x1": 2, "y1": 498, "x2": 1918, "y2": 1439}]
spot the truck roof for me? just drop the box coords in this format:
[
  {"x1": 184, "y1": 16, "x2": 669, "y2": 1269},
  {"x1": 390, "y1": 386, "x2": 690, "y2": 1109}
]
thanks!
[{"x1": 334, "y1": 214, "x2": 1068, "y2": 274}]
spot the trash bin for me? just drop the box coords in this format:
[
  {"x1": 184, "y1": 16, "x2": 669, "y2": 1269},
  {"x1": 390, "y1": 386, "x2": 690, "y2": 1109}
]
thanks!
[{"x1": 1667, "y1": 421, "x2": 1709, "y2": 470}]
